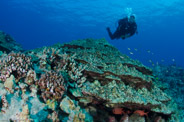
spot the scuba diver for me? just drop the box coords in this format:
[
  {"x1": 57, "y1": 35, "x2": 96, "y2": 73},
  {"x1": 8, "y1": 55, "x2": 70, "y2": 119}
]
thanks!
[{"x1": 106, "y1": 14, "x2": 138, "y2": 40}]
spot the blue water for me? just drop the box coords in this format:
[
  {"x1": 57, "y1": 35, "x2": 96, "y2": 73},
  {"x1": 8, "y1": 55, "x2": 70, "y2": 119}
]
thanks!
[{"x1": 0, "y1": 0, "x2": 184, "y2": 67}]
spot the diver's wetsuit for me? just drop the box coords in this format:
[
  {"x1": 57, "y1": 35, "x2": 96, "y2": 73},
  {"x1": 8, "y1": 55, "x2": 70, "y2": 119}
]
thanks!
[{"x1": 107, "y1": 17, "x2": 137, "y2": 40}]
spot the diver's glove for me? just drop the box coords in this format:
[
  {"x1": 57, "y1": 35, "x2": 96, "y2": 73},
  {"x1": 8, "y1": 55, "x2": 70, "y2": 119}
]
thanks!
[{"x1": 106, "y1": 27, "x2": 110, "y2": 31}]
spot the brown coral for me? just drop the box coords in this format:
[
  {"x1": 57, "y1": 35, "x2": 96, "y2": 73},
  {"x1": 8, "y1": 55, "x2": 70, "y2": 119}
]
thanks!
[
  {"x1": 0, "y1": 52, "x2": 32, "y2": 82},
  {"x1": 37, "y1": 71, "x2": 65, "y2": 102}
]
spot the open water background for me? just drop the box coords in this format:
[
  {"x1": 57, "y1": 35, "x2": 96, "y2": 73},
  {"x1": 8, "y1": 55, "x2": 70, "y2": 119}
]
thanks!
[{"x1": 0, "y1": 0, "x2": 184, "y2": 67}]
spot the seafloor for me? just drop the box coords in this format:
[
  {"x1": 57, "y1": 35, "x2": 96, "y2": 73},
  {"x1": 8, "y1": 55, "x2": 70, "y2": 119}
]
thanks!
[{"x1": 0, "y1": 31, "x2": 184, "y2": 121}]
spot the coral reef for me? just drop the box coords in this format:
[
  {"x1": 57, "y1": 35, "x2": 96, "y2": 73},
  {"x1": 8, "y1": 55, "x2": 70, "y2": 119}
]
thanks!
[
  {"x1": 0, "y1": 31, "x2": 23, "y2": 53},
  {"x1": 153, "y1": 64, "x2": 184, "y2": 120},
  {"x1": 0, "y1": 38, "x2": 181, "y2": 121}
]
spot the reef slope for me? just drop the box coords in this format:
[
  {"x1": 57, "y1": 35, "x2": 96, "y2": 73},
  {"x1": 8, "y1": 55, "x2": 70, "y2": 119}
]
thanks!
[{"x1": 0, "y1": 38, "x2": 178, "y2": 121}]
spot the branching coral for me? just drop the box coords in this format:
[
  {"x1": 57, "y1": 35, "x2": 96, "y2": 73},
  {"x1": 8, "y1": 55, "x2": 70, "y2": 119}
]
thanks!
[
  {"x1": 1, "y1": 94, "x2": 9, "y2": 113},
  {"x1": 0, "y1": 52, "x2": 32, "y2": 82},
  {"x1": 37, "y1": 71, "x2": 65, "y2": 102}
]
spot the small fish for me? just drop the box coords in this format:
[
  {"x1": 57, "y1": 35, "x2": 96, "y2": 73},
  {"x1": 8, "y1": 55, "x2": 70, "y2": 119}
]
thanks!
[
  {"x1": 112, "y1": 108, "x2": 125, "y2": 115},
  {"x1": 120, "y1": 56, "x2": 124, "y2": 59},
  {"x1": 148, "y1": 60, "x2": 152, "y2": 63},
  {"x1": 156, "y1": 62, "x2": 159, "y2": 65},
  {"x1": 147, "y1": 50, "x2": 151, "y2": 53},
  {"x1": 151, "y1": 53, "x2": 154, "y2": 55},
  {"x1": 134, "y1": 48, "x2": 138, "y2": 51},
  {"x1": 161, "y1": 59, "x2": 164, "y2": 62},
  {"x1": 129, "y1": 52, "x2": 133, "y2": 55},
  {"x1": 127, "y1": 48, "x2": 131, "y2": 50},
  {"x1": 172, "y1": 59, "x2": 175, "y2": 62}
]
